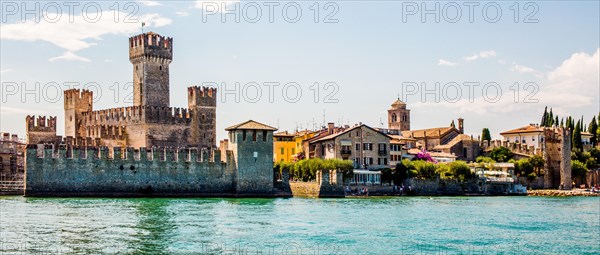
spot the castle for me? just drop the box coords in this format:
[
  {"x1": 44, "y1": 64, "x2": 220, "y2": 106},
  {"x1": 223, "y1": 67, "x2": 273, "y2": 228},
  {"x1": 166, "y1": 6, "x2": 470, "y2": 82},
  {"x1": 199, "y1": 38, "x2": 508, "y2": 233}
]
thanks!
[
  {"x1": 24, "y1": 32, "x2": 287, "y2": 197},
  {"x1": 27, "y1": 32, "x2": 216, "y2": 150}
]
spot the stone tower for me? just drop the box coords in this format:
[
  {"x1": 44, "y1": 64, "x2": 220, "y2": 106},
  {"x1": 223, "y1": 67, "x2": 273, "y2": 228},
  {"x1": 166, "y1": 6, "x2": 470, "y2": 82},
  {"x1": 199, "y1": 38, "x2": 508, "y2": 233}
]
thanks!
[
  {"x1": 129, "y1": 32, "x2": 173, "y2": 107},
  {"x1": 64, "y1": 89, "x2": 93, "y2": 138},
  {"x1": 188, "y1": 86, "x2": 217, "y2": 150},
  {"x1": 388, "y1": 99, "x2": 410, "y2": 131},
  {"x1": 543, "y1": 127, "x2": 572, "y2": 190},
  {"x1": 225, "y1": 120, "x2": 277, "y2": 194}
]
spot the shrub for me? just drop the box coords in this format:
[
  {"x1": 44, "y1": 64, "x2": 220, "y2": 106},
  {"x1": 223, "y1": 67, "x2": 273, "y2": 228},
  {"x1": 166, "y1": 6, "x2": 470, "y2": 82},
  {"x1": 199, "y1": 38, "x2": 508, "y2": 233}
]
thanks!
[{"x1": 476, "y1": 156, "x2": 495, "y2": 163}]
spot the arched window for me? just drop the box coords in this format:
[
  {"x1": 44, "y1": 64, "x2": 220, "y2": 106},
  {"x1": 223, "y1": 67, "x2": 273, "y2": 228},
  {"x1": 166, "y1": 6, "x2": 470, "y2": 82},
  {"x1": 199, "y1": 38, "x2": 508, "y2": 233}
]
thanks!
[
  {"x1": 391, "y1": 113, "x2": 397, "y2": 122},
  {"x1": 402, "y1": 114, "x2": 407, "y2": 122}
]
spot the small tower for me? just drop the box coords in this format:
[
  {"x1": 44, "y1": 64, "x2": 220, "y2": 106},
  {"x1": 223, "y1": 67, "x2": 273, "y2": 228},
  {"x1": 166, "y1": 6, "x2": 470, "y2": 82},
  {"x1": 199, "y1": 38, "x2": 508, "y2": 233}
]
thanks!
[
  {"x1": 64, "y1": 89, "x2": 93, "y2": 138},
  {"x1": 458, "y1": 118, "x2": 464, "y2": 134},
  {"x1": 225, "y1": 120, "x2": 277, "y2": 194},
  {"x1": 387, "y1": 98, "x2": 410, "y2": 131},
  {"x1": 129, "y1": 32, "x2": 173, "y2": 107},
  {"x1": 188, "y1": 86, "x2": 217, "y2": 150}
]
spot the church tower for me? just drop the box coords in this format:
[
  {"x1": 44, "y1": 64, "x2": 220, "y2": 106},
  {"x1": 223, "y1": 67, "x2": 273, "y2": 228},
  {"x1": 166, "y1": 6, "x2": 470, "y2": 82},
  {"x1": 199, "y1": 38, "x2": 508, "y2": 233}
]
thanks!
[
  {"x1": 129, "y1": 32, "x2": 173, "y2": 107},
  {"x1": 387, "y1": 99, "x2": 410, "y2": 131}
]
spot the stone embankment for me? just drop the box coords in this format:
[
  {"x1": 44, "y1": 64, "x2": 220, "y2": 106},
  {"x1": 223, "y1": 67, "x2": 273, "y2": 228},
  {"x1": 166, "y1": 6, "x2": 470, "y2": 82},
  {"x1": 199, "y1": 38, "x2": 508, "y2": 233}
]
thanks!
[{"x1": 527, "y1": 189, "x2": 600, "y2": 197}]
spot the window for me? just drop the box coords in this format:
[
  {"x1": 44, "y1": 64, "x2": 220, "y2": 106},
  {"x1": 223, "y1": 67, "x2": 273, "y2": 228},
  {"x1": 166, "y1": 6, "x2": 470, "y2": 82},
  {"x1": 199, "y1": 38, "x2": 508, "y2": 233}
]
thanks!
[
  {"x1": 263, "y1": 131, "x2": 267, "y2": 141},
  {"x1": 292, "y1": 148, "x2": 295, "y2": 154},
  {"x1": 252, "y1": 131, "x2": 257, "y2": 141},
  {"x1": 321, "y1": 145, "x2": 325, "y2": 156},
  {"x1": 363, "y1": 143, "x2": 373, "y2": 150},
  {"x1": 402, "y1": 114, "x2": 407, "y2": 122},
  {"x1": 243, "y1": 130, "x2": 247, "y2": 141},
  {"x1": 356, "y1": 143, "x2": 361, "y2": 150},
  {"x1": 281, "y1": 148, "x2": 284, "y2": 155},
  {"x1": 391, "y1": 113, "x2": 397, "y2": 122}
]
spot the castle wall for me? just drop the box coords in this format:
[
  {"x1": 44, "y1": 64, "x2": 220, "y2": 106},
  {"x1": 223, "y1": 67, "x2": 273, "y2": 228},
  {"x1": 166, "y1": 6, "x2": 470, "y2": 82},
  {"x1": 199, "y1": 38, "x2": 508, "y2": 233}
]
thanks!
[{"x1": 24, "y1": 144, "x2": 237, "y2": 197}]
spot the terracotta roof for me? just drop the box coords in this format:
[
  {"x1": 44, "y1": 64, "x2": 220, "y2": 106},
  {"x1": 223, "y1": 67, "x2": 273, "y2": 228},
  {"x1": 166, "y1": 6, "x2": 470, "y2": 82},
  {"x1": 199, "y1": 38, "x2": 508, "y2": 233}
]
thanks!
[
  {"x1": 391, "y1": 99, "x2": 407, "y2": 108},
  {"x1": 400, "y1": 127, "x2": 456, "y2": 139},
  {"x1": 581, "y1": 132, "x2": 593, "y2": 137},
  {"x1": 433, "y1": 134, "x2": 473, "y2": 149},
  {"x1": 274, "y1": 131, "x2": 295, "y2": 137},
  {"x1": 225, "y1": 120, "x2": 277, "y2": 131},
  {"x1": 500, "y1": 124, "x2": 543, "y2": 135},
  {"x1": 309, "y1": 124, "x2": 391, "y2": 143},
  {"x1": 389, "y1": 135, "x2": 417, "y2": 144}
]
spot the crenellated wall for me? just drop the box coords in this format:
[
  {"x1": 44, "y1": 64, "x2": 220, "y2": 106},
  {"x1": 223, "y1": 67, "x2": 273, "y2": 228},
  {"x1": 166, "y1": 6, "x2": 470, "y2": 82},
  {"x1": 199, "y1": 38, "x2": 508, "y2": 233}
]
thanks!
[
  {"x1": 481, "y1": 139, "x2": 541, "y2": 156},
  {"x1": 26, "y1": 115, "x2": 61, "y2": 145},
  {"x1": 25, "y1": 144, "x2": 238, "y2": 197}
]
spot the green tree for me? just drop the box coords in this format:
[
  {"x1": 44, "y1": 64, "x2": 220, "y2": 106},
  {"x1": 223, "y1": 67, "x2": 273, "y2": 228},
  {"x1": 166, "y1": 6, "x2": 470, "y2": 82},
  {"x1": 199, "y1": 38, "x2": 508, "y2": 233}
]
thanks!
[
  {"x1": 528, "y1": 155, "x2": 545, "y2": 175},
  {"x1": 394, "y1": 161, "x2": 410, "y2": 184},
  {"x1": 573, "y1": 120, "x2": 583, "y2": 150},
  {"x1": 548, "y1": 108, "x2": 554, "y2": 127},
  {"x1": 490, "y1": 146, "x2": 513, "y2": 162},
  {"x1": 554, "y1": 116, "x2": 559, "y2": 128},
  {"x1": 589, "y1": 116, "x2": 598, "y2": 146},
  {"x1": 541, "y1": 106, "x2": 548, "y2": 127},
  {"x1": 481, "y1": 128, "x2": 492, "y2": 141},
  {"x1": 476, "y1": 156, "x2": 495, "y2": 163},
  {"x1": 571, "y1": 160, "x2": 588, "y2": 181},
  {"x1": 514, "y1": 158, "x2": 534, "y2": 176},
  {"x1": 411, "y1": 160, "x2": 438, "y2": 179}
]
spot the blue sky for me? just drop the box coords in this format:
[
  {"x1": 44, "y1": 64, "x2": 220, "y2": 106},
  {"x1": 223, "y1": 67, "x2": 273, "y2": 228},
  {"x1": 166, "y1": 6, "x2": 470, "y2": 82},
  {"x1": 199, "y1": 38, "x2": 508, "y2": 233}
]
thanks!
[{"x1": 1, "y1": 1, "x2": 599, "y2": 142}]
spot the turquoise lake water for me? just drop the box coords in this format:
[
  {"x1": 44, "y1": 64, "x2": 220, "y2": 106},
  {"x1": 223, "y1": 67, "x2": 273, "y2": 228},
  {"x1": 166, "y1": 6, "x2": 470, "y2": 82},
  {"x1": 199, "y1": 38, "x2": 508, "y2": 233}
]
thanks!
[{"x1": 1, "y1": 196, "x2": 599, "y2": 254}]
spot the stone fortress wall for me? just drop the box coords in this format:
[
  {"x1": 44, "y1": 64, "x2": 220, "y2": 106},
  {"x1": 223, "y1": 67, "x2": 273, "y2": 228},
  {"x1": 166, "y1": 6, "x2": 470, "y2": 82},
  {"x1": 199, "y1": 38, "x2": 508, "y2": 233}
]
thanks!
[{"x1": 24, "y1": 143, "x2": 286, "y2": 197}]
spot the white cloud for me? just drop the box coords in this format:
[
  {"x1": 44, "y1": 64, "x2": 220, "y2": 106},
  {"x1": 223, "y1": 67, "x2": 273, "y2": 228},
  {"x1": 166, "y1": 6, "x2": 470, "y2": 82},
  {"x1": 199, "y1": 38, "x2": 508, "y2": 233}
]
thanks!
[
  {"x1": 510, "y1": 63, "x2": 544, "y2": 78},
  {"x1": 438, "y1": 59, "x2": 457, "y2": 66},
  {"x1": 0, "y1": 11, "x2": 171, "y2": 60},
  {"x1": 463, "y1": 50, "x2": 497, "y2": 61},
  {"x1": 176, "y1": 10, "x2": 190, "y2": 17},
  {"x1": 49, "y1": 51, "x2": 91, "y2": 63},
  {"x1": 412, "y1": 49, "x2": 599, "y2": 117},
  {"x1": 0, "y1": 69, "x2": 13, "y2": 74},
  {"x1": 137, "y1": 1, "x2": 162, "y2": 6},
  {"x1": 538, "y1": 48, "x2": 600, "y2": 109},
  {"x1": 195, "y1": 0, "x2": 240, "y2": 13}
]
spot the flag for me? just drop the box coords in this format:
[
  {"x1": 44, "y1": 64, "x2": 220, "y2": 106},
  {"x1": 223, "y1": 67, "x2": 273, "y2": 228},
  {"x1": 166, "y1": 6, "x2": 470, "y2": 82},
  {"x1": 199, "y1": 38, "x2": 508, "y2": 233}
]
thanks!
[{"x1": 141, "y1": 22, "x2": 146, "y2": 27}]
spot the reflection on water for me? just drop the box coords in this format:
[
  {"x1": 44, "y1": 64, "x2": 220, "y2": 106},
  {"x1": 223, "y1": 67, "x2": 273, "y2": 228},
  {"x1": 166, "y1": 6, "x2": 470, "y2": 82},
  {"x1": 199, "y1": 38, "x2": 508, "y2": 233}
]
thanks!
[{"x1": 1, "y1": 196, "x2": 599, "y2": 254}]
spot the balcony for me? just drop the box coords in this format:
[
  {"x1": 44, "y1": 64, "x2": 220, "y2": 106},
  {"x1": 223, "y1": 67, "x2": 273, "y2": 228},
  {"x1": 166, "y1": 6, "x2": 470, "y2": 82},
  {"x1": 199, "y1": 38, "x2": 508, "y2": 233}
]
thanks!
[{"x1": 378, "y1": 149, "x2": 387, "y2": 156}]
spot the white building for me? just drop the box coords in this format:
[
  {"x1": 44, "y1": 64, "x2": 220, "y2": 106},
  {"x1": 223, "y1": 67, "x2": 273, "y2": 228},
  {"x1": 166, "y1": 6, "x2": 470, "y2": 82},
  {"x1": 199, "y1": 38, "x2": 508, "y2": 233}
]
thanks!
[{"x1": 500, "y1": 124, "x2": 545, "y2": 149}]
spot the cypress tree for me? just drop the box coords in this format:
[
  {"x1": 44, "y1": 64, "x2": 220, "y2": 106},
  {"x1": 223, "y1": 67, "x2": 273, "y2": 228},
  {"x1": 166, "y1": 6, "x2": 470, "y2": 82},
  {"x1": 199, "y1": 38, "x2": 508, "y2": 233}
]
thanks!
[
  {"x1": 541, "y1": 107, "x2": 548, "y2": 127},
  {"x1": 481, "y1": 128, "x2": 492, "y2": 141},
  {"x1": 548, "y1": 108, "x2": 554, "y2": 127},
  {"x1": 560, "y1": 118, "x2": 564, "y2": 128},
  {"x1": 589, "y1": 116, "x2": 598, "y2": 146},
  {"x1": 554, "y1": 116, "x2": 559, "y2": 128},
  {"x1": 573, "y1": 120, "x2": 583, "y2": 150}
]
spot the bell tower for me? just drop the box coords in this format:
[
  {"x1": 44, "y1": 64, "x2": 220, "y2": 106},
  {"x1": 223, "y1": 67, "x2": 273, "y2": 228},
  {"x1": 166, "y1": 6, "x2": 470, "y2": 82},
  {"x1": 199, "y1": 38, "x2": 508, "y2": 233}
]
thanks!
[
  {"x1": 387, "y1": 98, "x2": 410, "y2": 131},
  {"x1": 129, "y1": 32, "x2": 173, "y2": 107}
]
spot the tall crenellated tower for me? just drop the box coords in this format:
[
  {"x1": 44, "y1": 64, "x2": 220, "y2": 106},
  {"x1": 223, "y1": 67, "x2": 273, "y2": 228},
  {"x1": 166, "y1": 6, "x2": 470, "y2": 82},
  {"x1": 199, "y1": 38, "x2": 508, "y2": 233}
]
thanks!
[
  {"x1": 188, "y1": 86, "x2": 217, "y2": 150},
  {"x1": 129, "y1": 32, "x2": 173, "y2": 107},
  {"x1": 64, "y1": 89, "x2": 93, "y2": 138},
  {"x1": 388, "y1": 99, "x2": 411, "y2": 131}
]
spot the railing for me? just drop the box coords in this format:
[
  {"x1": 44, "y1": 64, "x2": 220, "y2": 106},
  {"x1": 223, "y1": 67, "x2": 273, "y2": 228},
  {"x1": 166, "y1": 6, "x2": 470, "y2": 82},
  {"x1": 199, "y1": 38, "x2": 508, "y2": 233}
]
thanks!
[
  {"x1": 378, "y1": 149, "x2": 387, "y2": 156},
  {"x1": 0, "y1": 181, "x2": 24, "y2": 192}
]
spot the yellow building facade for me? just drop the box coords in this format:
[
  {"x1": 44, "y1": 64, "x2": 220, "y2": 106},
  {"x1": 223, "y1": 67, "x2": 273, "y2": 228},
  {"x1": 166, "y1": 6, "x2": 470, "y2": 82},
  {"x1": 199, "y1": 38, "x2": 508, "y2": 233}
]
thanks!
[
  {"x1": 273, "y1": 131, "x2": 296, "y2": 162},
  {"x1": 273, "y1": 130, "x2": 318, "y2": 162}
]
